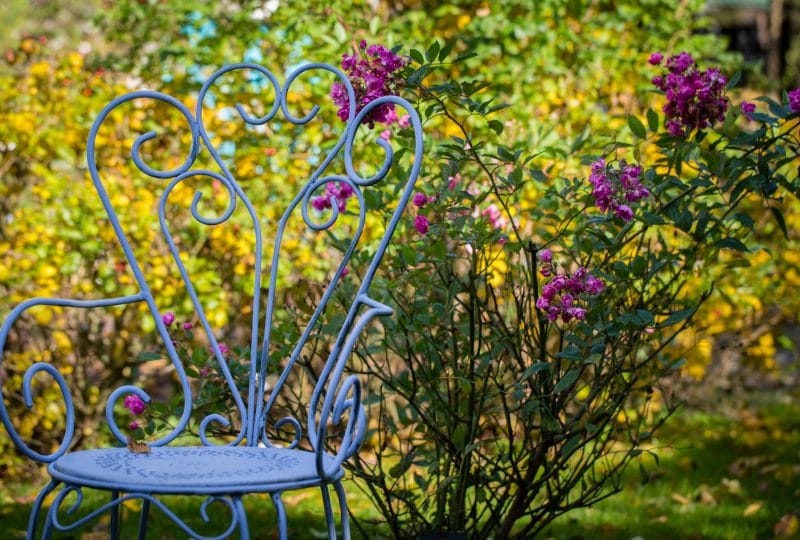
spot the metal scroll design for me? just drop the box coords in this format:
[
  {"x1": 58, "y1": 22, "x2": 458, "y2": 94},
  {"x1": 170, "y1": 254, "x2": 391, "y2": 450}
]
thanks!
[
  {"x1": 44, "y1": 485, "x2": 242, "y2": 540},
  {"x1": 253, "y1": 89, "x2": 424, "y2": 482},
  {"x1": 0, "y1": 62, "x2": 422, "y2": 464}
]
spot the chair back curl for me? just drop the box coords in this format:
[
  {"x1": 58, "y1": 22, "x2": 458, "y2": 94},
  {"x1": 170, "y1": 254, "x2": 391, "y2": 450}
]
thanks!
[{"x1": 0, "y1": 61, "x2": 423, "y2": 539}]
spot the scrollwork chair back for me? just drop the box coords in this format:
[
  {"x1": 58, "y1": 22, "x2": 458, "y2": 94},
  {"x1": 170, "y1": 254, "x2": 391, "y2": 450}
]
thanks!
[{"x1": 0, "y1": 62, "x2": 422, "y2": 539}]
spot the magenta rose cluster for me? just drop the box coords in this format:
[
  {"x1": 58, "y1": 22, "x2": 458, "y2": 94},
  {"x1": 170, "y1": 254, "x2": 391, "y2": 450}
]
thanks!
[
  {"x1": 412, "y1": 191, "x2": 436, "y2": 235},
  {"x1": 124, "y1": 394, "x2": 146, "y2": 430},
  {"x1": 312, "y1": 180, "x2": 355, "y2": 213},
  {"x1": 535, "y1": 249, "x2": 605, "y2": 323},
  {"x1": 790, "y1": 88, "x2": 800, "y2": 113},
  {"x1": 588, "y1": 158, "x2": 650, "y2": 222},
  {"x1": 649, "y1": 51, "x2": 729, "y2": 136},
  {"x1": 331, "y1": 40, "x2": 408, "y2": 127}
]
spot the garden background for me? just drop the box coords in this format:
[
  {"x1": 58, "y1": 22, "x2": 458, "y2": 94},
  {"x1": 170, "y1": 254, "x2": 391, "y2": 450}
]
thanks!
[{"x1": 1, "y1": 0, "x2": 800, "y2": 538}]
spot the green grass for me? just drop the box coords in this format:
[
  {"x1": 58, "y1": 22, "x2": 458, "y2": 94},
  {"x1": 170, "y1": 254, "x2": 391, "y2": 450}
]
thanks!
[
  {"x1": 2, "y1": 392, "x2": 799, "y2": 538},
  {"x1": 543, "y1": 392, "x2": 800, "y2": 539},
  {"x1": 0, "y1": 480, "x2": 387, "y2": 539}
]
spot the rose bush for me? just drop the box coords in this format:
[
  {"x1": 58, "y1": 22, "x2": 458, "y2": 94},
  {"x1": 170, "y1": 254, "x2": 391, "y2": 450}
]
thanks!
[{"x1": 2, "y1": 2, "x2": 800, "y2": 537}]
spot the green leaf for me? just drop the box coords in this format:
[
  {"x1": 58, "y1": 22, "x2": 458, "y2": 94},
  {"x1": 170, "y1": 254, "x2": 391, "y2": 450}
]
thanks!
[
  {"x1": 726, "y1": 70, "x2": 741, "y2": 90},
  {"x1": 628, "y1": 115, "x2": 646, "y2": 138},
  {"x1": 554, "y1": 369, "x2": 579, "y2": 393},
  {"x1": 771, "y1": 207, "x2": 789, "y2": 239},
  {"x1": 715, "y1": 237, "x2": 749, "y2": 252},
  {"x1": 488, "y1": 119, "x2": 504, "y2": 135},
  {"x1": 409, "y1": 48, "x2": 424, "y2": 65},
  {"x1": 137, "y1": 351, "x2": 162, "y2": 361},
  {"x1": 438, "y1": 40, "x2": 454, "y2": 61},
  {"x1": 560, "y1": 434, "x2": 583, "y2": 456},
  {"x1": 333, "y1": 22, "x2": 347, "y2": 43},
  {"x1": 369, "y1": 16, "x2": 381, "y2": 35},
  {"x1": 646, "y1": 108, "x2": 659, "y2": 132},
  {"x1": 658, "y1": 308, "x2": 694, "y2": 327},
  {"x1": 523, "y1": 362, "x2": 551, "y2": 378},
  {"x1": 425, "y1": 40, "x2": 440, "y2": 62}
]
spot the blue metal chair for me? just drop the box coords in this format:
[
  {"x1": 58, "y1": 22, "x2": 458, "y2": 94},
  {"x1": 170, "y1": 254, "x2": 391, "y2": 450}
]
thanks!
[{"x1": 0, "y1": 63, "x2": 423, "y2": 539}]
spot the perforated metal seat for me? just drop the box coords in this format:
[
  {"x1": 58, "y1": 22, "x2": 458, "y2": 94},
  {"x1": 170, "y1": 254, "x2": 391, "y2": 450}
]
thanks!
[{"x1": 49, "y1": 447, "x2": 342, "y2": 495}]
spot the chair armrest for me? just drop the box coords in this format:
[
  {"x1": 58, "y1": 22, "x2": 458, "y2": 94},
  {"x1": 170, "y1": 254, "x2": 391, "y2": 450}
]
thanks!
[
  {"x1": 0, "y1": 294, "x2": 143, "y2": 462},
  {"x1": 312, "y1": 294, "x2": 392, "y2": 481}
]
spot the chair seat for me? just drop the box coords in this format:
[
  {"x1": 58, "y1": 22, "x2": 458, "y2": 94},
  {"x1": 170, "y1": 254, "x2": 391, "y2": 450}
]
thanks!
[{"x1": 48, "y1": 446, "x2": 342, "y2": 495}]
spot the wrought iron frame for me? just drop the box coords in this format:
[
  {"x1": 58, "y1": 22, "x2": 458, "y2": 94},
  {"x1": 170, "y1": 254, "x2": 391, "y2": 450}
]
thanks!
[{"x1": 0, "y1": 62, "x2": 423, "y2": 539}]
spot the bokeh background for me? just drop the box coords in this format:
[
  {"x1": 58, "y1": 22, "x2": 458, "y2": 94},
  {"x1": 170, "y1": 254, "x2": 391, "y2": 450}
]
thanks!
[{"x1": 1, "y1": 1, "x2": 800, "y2": 538}]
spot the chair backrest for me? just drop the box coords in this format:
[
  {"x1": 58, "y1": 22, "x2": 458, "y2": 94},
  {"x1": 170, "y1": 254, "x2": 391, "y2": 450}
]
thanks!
[{"x1": 84, "y1": 62, "x2": 423, "y2": 455}]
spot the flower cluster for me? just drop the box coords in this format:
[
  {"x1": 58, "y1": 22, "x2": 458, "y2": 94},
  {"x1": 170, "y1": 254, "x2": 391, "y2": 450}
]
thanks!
[
  {"x1": 331, "y1": 40, "x2": 408, "y2": 127},
  {"x1": 124, "y1": 394, "x2": 146, "y2": 429},
  {"x1": 588, "y1": 159, "x2": 649, "y2": 222},
  {"x1": 650, "y1": 51, "x2": 729, "y2": 136},
  {"x1": 311, "y1": 181, "x2": 355, "y2": 213},
  {"x1": 740, "y1": 101, "x2": 756, "y2": 120},
  {"x1": 412, "y1": 190, "x2": 435, "y2": 235},
  {"x1": 789, "y1": 88, "x2": 800, "y2": 113},
  {"x1": 536, "y1": 249, "x2": 605, "y2": 323}
]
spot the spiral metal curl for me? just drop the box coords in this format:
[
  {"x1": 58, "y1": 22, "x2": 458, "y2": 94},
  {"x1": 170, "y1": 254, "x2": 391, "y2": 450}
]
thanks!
[
  {"x1": 0, "y1": 296, "x2": 144, "y2": 462},
  {"x1": 45, "y1": 485, "x2": 240, "y2": 540},
  {"x1": 195, "y1": 64, "x2": 287, "y2": 445},
  {"x1": 86, "y1": 92, "x2": 203, "y2": 447},
  {"x1": 304, "y1": 96, "x2": 424, "y2": 480},
  {"x1": 255, "y1": 63, "x2": 363, "y2": 449},
  {"x1": 157, "y1": 169, "x2": 248, "y2": 446}
]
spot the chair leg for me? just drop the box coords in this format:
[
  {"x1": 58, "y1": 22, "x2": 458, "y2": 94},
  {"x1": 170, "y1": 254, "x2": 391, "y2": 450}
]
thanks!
[
  {"x1": 27, "y1": 480, "x2": 59, "y2": 540},
  {"x1": 271, "y1": 492, "x2": 287, "y2": 540},
  {"x1": 334, "y1": 481, "x2": 351, "y2": 540},
  {"x1": 320, "y1": 485, "x2": 336, "y2": 540},
  {"x1": 109, "y1": 490, "x2": 121, "y2": 539},
  {"x1": 137, "y1": 498, "x2": 150, "y2": 540},
  {"x1": 41, "y1": 503, "x2": 54, "y2": 540},
  {"x1": 232, "y1": 496, "x2": 249, "y2": 540}
]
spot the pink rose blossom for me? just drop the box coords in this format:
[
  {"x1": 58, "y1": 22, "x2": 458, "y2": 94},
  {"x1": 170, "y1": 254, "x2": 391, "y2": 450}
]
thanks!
[
  {"x1": 740, "y1": 101, "x2": 756, "y2": 119},
  {"x1": 183, "y1": 322, "x2": 193, "y2": 330},
  {"x1": 539, "y1": 248, "x2": 552, "y2": 263},
  {"x1": 536, "y1": 264, "x2": 605, "y2": 324},
  {"x1": 447, "y1": 174, "x2": 462, "y2": 190},
  {"x1": 413, "y1": 192, "x2": 429, "y2": 207},
  {"x1": 129, "y1": 421, "x2": 139, "y2": 430},
  {"x1": 414, "y1": 214, "x2": 429, "y2": 235},
  {"x1": 651, "y1": 51, "x2": 729, "y2": 136},
  {"x1": 124, "y1": 394, "x2": 146, "y2": 416},
  {"x1": 162, "y1": 312, "x2": 175, "y2": 326},
  {"x1": 789, "y1": 88, "x2": 800, "y2": 113},
  {"x1": 398, "y1": 114, "x2": 411, "y2": 128}
]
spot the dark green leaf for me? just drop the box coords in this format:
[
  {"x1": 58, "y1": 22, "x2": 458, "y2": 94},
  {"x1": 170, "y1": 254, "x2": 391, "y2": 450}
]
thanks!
[
  {"x1": 715, "y1": 237, "x2": 749, "y2": 252},
  {"x1": 628, "y1": 115, "x2": 646, "y2": 138},
  {"x1": 646, "y1": 108, "x2": 659, "y2": 132},
  {"x1": 425, "y1": 40, "x2": 440, "y2": 62},
  {"x1": 554, "y1": 369, "x2": 579, "y2": 393},
  {"x1": 726, "y1": 70, "x2": 741, "y2": 90},
  {"x1": 771, "y1": 207, "x2": 789, "y2": 239}
]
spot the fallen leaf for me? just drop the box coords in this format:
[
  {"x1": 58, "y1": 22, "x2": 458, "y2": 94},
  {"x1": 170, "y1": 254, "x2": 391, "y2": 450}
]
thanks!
[
  {"x1": 671, "y1": 493, "x2": 690, "y2": 505},
  {"x1": 742, "y1": 502, "x2": 762, "y2": 517},
  {"x1": 696, "y1": 485, "x2": 717, "y2": 506},
  {"x1": 721, "y1": 477, "x2": 742, "y2": 495},
  {"x1": 774, "y1": 514, "x2": 800, "y2": 537}
]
